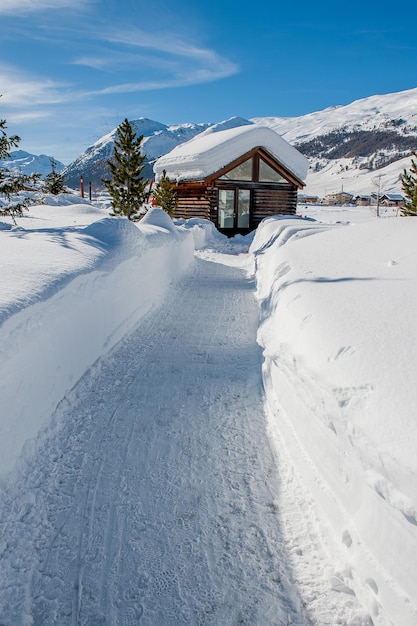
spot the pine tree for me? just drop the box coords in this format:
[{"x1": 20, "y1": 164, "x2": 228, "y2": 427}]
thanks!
[
  {"x1": 152, "y1": 169, "x2": 178, "y2": 217},
  {"x1": 103, "y1": 118, "x2": 147, "y2": 220},
  {"x1": 43, "y1": 157, "x2": 66, "y2": 195},
  {"x1": 0, "y1": 118, "x2": 40, "y2": 224},
  {"x1": 401, "y1": 152, "x2": 417, "y2": 216}
]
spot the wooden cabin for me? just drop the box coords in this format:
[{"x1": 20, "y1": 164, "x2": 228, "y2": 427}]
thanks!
[{"x1": 153, "y1": 124, "x2": 309, "y2": 236}]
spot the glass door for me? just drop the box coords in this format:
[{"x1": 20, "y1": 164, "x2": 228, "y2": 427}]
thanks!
[
  {"x1": 218, "y1": 189, "x2": 235, "y2": 229},
  {"x1": 237, "y1": 189, "x2": 250, "y2": 228},
  {"x1": 218, "y1": 188, "x2": 251, "y2": 231}
]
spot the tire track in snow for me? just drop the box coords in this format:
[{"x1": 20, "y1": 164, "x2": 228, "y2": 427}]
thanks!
[{"x1": 0, "y1": 254, "x2": 313, "y2": 625}]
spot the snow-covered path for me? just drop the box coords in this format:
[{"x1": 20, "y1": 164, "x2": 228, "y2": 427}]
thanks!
[{"x1": 0, "y1": 253, "x2": 312, "y2": 626}]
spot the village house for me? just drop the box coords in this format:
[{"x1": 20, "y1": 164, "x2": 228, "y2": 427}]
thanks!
[
  {"x1": 298, "y1": 193, "x2": 321, "y2": 204},
  {"x1": 354, "y1": 194, "x2": 372, "y2": 206},
  {"x1": 368, "y1": 192, "x2": 403, "y2": 207},
  {"x1": 380, "y1": 193, "x2": 403, "y2": 207},
  {"x1": 323, "y1": 191, "x2": 354, "y2": 205},
  {"x1": 153, "y1": 124, "x2": 309, "y2": 235}
]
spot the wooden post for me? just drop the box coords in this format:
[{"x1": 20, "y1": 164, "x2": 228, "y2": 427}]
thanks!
[
  {"x1": 80, "y1": 175, "x2": 85, "y2": 198},
  {"x1": 146, "y1": 179, "x2": 154, "y2": 203},
  {"x1": 89, "y1": 181, "x2": 92, "y2": 202}
]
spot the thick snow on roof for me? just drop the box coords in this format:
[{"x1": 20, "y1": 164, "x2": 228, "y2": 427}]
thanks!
[{"x1": 154, "y1": 124, "x2": 309, "y2": 184}]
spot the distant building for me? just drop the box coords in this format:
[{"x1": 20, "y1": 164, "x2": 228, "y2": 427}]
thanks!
[
  {"x1": 323, "y1": 191, "x2": 354, "y2": 205},
  {"x1": 153, "y1": 125, "x2": 309, "y2": 235},
  {"x1": 381, "y1": 193, "x2": 403, "y2": 207},
  {"x1": 354, "y1": 194, "x2": 371, "y2": 206},
  {"x1": 298, "y1": 193, "x2": 320, "y2": 204},
  {"x1": 369, "y1": 192, "x2": 403, "y2": 207}
]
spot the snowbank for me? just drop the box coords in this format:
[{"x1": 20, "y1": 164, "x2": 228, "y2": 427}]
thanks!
[
  {"x1": 175, "y1": 217, "x2": 230, "y2": 249},
  {"x1": 251, "y1": 214, "x2": 417, "y2": 625},
  {"x1": 0, "y1": 207, "x2": 193, "y2": 479}
]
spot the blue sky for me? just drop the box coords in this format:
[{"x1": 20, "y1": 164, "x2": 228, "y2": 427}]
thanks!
[{"x1": 1, "y1": 0, "x2": 417, "y2": 164}]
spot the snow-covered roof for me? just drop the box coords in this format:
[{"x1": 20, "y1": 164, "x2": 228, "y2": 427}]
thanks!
[
  {"x1": 153, "y1": 124, "x2": 309, "y2": 184},
  {"x1": 383, "y1": 193, "x2": 403, "y2": 200}
]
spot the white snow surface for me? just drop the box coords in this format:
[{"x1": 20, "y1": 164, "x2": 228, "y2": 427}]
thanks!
[
  {"x1": 154, "y1": 123, "x2": 309, "y2": 184},
  {"x1": 0, "y1": 199, "x2": 416, "y2": 625},
  {"x1": 0, "y1": 201, "x2": 194, "y2": 478},
  {"x1": 252, "y1": 87, "x2": 417, "y2": 146}
]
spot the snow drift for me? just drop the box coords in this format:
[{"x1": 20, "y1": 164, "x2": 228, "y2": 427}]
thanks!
[
  {"x1": 0, "y1": 207, "x2": 193, "y2": 479},
  {"x1": 251, "y1": 213, "x2": 417, "y2": 625}
]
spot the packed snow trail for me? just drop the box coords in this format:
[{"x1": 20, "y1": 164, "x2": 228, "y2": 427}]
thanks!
[{"x1": 0, "y1": 254, "x2": 311, "y2": 625}]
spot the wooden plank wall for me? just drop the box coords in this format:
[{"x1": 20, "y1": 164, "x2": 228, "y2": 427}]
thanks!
[
  {"x1": 252, "y1": 185, "x2": 297, "y2": 226},
  {"x1": 174, "y1": 186, "x2": 212, "y2": 221},
  {"x1": 173, "y1": 183, "x2": 298, "y2": 228}
]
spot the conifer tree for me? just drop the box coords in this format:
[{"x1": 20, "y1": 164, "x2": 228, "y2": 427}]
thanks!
[
  {"x1": 152, "y1": 169, "x2": 178, "y2": 217},
  {"x1": 103, "y1": 118, "x2": 147, "y2": 220},
  {"x1": 0, "y1": 118, "x2": 40, "y2": 224},
  {"x1": 401, "y1": 152, "x2": 417, "y2": 216},
  {"x1": 43, "y1": 157, "x2": 66, "y2": 195}
]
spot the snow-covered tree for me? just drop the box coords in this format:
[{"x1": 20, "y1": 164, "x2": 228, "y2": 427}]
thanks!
[
  {"x1": 401, "y1": 152, "x2": 417, "y2": 216},
  {"x1": 152, "y1": 169, "x2": 178, "y2": 217},
  {"x1": 43, "y1": 157, "x2": 66, "y2": 195},
  {"x1": 103, "y1": 118, "x2": 147, "y2": 220},
  {"x1": 0, "y1": 118, "x2": 40, "y2": 224}
]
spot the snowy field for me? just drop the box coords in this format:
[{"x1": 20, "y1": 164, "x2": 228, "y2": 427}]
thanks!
[{"x1": 0, "y1": 198, "x2": 416, "y2": 625}]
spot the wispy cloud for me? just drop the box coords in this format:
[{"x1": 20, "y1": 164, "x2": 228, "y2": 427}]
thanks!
[
  {"x1": 5, "y1": 110, "x2": 53, "y2": 123},
  {"x1": 0, "y1": 64, "x2": 68, "y2": 105},
  {"x1": 0, "y1": 0, "x2": 92, "y2": 15},
  {"x1": 103, "y1": 27, "x2": 232, "y2": 65},
  {"x1": 72, "y1": 27, "x2": 239, "y2": 95},
  {"x1": 85, "y1": 72, "x2": 225, "y2": 96}
]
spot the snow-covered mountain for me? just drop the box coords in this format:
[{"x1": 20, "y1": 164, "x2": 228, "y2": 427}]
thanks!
[
  {"x1": 0, "y1": 150, "x2": 65, "y2": 179},
  {"x1": 62, "y1": 88, "x2": 417, "y2": 196},
  {"x1": 62, "y1": 119, "x2": 212, "y2": 189},
  {"x1": 253, "y1": 87, "x2": 417, "y2": 197}
]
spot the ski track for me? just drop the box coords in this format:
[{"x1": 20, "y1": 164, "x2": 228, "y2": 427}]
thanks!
[{"x1": 0, "y1": 252, "x2": 367, "y2": 625}]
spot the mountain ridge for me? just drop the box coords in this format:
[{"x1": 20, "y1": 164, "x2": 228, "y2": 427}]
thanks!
[
  {"x1": 252, "y1": 87, "x2": 417, "y2": 196},
  {"x1": 0, "y1": 150, "x2": 65, "y2": 179},
  {"x1": 6, "y1": 87, "x2": 417, "y2": 197}
]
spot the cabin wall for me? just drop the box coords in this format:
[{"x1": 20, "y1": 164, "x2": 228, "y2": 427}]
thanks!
[
  {"x1": 174, "y1": 185, "x2": 213, "y2": 221},
  {"x1": 252, "y1": 184, "x2": 298, "y2": 227},
  {"x1": 173, "y1": 182, "x2": 299, "y2": 231}
]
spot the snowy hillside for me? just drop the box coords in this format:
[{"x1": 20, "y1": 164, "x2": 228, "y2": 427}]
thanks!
[
  {"x1": 0, "y1": 150, "x2": 65, "y2": 179},
  {"x1": 253, "y1": 87, "x2": 417, "y2": 145},
  {"x1": 253, "y1": 87, "x2": 417, "y2": 197}
]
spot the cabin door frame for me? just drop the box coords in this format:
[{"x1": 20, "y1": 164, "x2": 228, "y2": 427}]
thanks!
[{"x1": 217, "y1": 187, "x2": 251, "y2": 233}]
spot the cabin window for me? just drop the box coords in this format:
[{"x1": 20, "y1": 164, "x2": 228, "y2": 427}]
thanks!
[
  {"x1": 219, "y1": 158, "x2": 253, "y2": 181},
  {"x1": 259, "y1": 158, "x2": 289, "y2": 183}
]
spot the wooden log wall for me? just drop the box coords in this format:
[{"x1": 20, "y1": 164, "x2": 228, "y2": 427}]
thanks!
[
  {"x1": 252, "y1": 185, "x2": 297, "y2": 227},
  {"x1": 172, "y1": 181, "x2": 299, "y2": 229},
  {"x1": 174, "y1": 185, "x2": 213, "y2": 221}
]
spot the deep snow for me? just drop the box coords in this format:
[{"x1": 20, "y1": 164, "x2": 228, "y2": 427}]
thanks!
[
  {"x1": 154, "y1": 123, "x2": 309, "y2": 183},
  {"x1": 251, "y1": 206, "x2": 417, "y2": 625},
  {"x1": 0, "y1": 198, "x2": 416, "y2": 625}
]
